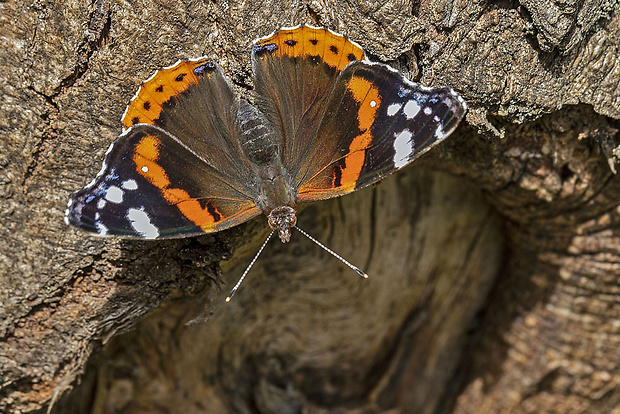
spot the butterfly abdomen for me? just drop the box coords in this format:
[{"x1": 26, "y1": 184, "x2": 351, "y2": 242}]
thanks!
[
  {"x1": 237, "y1": 99, "x2": 279, "y2": 165},
  {"x1": 236, "y1": 98, "x2": 296, "y2": 215}
]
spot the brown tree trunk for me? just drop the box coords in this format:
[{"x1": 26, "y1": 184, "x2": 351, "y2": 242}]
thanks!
[{"x1": 1, "y1": 0, "x2": 618, "y2": 413}]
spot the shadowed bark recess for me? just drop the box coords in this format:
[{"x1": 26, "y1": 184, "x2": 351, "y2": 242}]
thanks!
[{"x1": 0, "y1": 0, "x2": 618, "y2": 413}]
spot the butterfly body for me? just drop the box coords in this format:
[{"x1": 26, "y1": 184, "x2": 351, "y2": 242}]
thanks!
[
  {"x1": 236, "y1": 98, "x2": 297, "y2": 242},
  {"x1": 66, "y1": 25, "x2": 467, "y2": 243}
]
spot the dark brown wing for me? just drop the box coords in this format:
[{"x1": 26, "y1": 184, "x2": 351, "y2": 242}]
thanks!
[
  {"x1": 68, "y1": 59, "x2": 263, "y2": 238},
  {"x1": 122, "y1": 58, "x2": 256, "y2": 186},
  {"x1": 251, "y1": 25, "x2": 366, "y2": 180}
]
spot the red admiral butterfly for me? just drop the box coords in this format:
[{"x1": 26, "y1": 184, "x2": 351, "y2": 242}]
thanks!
[{"x1": 66, "y1": 25, "x2": 467, "y2": 299}]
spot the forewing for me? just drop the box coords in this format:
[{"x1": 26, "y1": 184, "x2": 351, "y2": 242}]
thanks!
[
  {"x1": 121, "y1": 58, "x2": 255, "y2": 183},
  {"x1": 66, "y1": 125, "x2": 261, "y2": 239},
  {"x1": 251, "y1": 25, "x2": 366, "y2": 177},
  {"x1": 296, "y1": 61, "x2": 467, "y2": 202}
]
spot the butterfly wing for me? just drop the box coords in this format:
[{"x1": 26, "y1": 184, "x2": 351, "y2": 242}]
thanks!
[
  {"x1": 251, "y1": 25, "x2": 366, "y2": 179},
  {"x1": 66, "y1": 124, "x2": 262, "y2": 238},
  {"x1": 295, "y1": 60, "x2": 467, "y2": 202},
  {"x1": 121, "y1": 58, "x2": 256, "y2": 183},
  {"x1": 67, "y1": 59, "x2": 262, "y2": 238}
]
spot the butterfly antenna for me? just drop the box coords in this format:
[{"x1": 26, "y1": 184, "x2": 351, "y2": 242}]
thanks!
[
  {"x1": 294, "y1": 226, "x2": 368, "y2": 279},
  {"x1": 226, "y1": 229, "x2": 275, "y2": 302}
]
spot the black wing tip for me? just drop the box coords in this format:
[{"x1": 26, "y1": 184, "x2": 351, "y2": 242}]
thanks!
[{"x1": 65, "y1": 191, "x2": 105, "y2": 235}]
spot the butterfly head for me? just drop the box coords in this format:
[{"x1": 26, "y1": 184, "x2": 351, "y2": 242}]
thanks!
[{"x1": 267, "y1": 206, "x2": 297, "y2": 243}]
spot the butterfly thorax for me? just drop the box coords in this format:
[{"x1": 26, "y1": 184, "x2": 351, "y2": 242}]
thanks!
[{"x1": 237, "y1": 99, "x2": 297, "y2": 242}]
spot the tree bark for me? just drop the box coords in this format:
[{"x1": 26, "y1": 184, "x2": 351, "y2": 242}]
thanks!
[{"x1": 1, "y1": 0, "x2": 618, "y2": 413}]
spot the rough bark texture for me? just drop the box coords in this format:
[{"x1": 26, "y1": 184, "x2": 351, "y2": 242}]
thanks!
[{"x1": 1, "y1": 0, "x2": 619, "y2": 413}]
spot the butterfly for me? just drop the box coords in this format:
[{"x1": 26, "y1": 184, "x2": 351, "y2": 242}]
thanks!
[{"x1": 65, "y1": 25, "x2": 467, "y2": 299}]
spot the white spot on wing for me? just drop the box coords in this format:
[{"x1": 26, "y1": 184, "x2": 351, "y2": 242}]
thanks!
[
  {"x1": 127, "y1": 208, "x2": 159, "y2": 239},
  {"x1": 122, "y1": 179, "x2": 138, "y2": 190},
  {"x1": 403, "y1": 100, "x2": 420, "y2": 119},
  {"x1": 97, "y1": 199, "x2": 106, "y2": 209},
  {"x1": 393, "y1": 129, "x2": 414, "y2": 168},
  {"x1": 105, "y1": 186, "x2": 124, "y2": 204},
  {"x1": 95, "y1": 221, "x2": 109, "y2": 236},
  {"x1": 435, "y1": 124, "x2": 446, "y2": 140},
  {"x1": 424, "y1": 107, "x2": 433, "y2": 115},
  {"x1": 141, "y1": 166, "x2": 149, "y2": 173},
  {"x1": 64, "y1": 199, "x2": 72, "y2": 225},
  {"x1": 387, "y1": 103, "x2": 402, "y2": 116},
  {"x1": 370, "y1": 100, "x2": 377, "y2": 108}
]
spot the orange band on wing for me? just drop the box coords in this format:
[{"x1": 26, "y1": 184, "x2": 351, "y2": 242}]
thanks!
[
  {"x1": 132, "y1": 134, "x2": 222, "y2": 229},
  {"x1": 257, "y1": 26, "x2": 365, "y2": 71},
  {"x1": 336, "y1": 75, "x2": 381, "y2": 192},
  {"x1": 122, "y1": 59, "x2": 210, "y2": 129}
]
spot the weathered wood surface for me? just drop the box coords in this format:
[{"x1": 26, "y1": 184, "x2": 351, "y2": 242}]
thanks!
[{"x1": 1, "y1": 0, "x2": 618, "y2": 413}]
